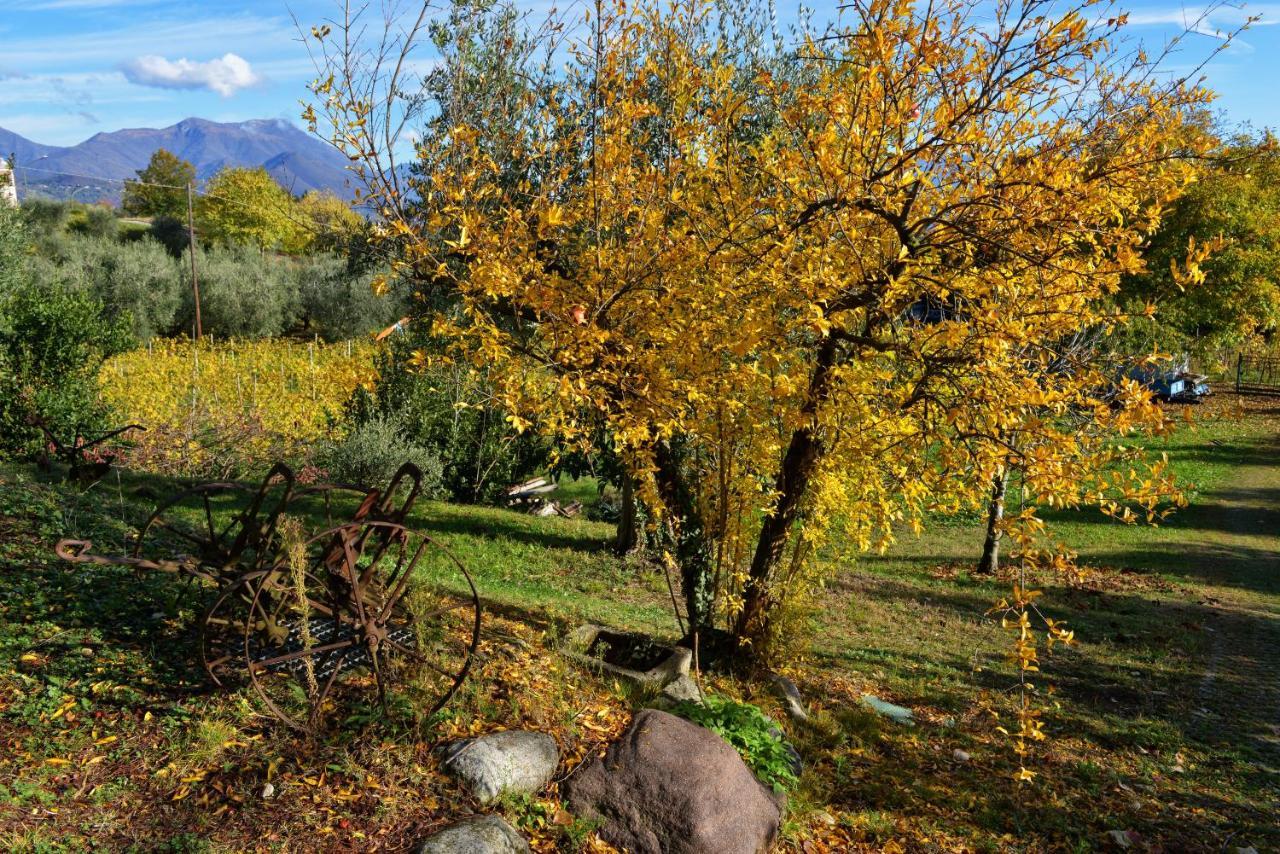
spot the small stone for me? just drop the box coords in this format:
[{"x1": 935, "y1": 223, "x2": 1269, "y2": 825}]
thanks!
[
  {"x1": 414, "y1": 815, "x2": 530, "y2": 854},
  {"x1": 261, "y1": 782, "x2": 275, "y2": 799},
  {"x1": 660, "y1": 674, "x2": 704, "y2": 704},
  {"x1": 769, "y1": 675, "x2": 808, "y2": 723},
  {"x1": 438, "y1": 730, "x2": 559, "y2": 805},
  {"x1": 952, "y1": 749, "x2": 970, "y2": 762},
  {"x1": 1107, "y1": 829, "x2": 1133, "y2": 848}
]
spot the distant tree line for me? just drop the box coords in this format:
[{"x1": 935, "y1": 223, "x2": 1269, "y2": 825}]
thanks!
[
  {"x1": 1120, "y1": 131, "x2": 1280, "y2": 358},
  {"x1": 18, "y1": 149, "x2": 407, "y2": 344},
  {"x1": 121, "y1": 148, "x2": 366, "y2": 255}
]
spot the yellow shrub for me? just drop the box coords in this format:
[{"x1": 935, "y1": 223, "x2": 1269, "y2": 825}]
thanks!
[{"x1": 99, "y1": 337, "x2": 378, "y2": 477}]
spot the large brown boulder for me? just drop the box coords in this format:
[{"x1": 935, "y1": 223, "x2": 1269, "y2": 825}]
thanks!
[{"x1": 563, "y1": 709, "x2": 783, "y2": 854}]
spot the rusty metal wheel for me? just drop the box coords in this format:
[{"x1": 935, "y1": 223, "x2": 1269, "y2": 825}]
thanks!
[
  {"x1": 241, "y1": 520, "x2": 480, "y2": 733},
  {"x1": 199, "y1": 570, "x2": 265, "y2": 687},
  {"x1": 288, "y1": 482, "x2": 373, "y2": 529},
  {"x1": 133, "y1": 464, "x2": 295, "y2": 581}
]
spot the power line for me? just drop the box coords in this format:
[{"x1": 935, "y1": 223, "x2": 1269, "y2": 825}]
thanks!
[
  {"x1": 14, "y1": 162, "x2": 389, "y2": 342},
  {"x1": 13, "y1": 163, "x2": 359, "y2": 238}
]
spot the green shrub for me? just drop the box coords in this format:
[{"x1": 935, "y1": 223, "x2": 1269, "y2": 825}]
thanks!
[
  {"x1": 1, "y1": 215, "x2": 134, "y2": 460},
  {"x1": 88, "y1": 239, "x2": 182, "y2": 340},
  {"x1": 319, "y1": 415, "x2": 446, "y2": 496},
  {"x1": 348, "y1": 334, "x2": 549, "y2": 503},
  {"x1": 295, "y1": 254, "x2": 405, "y2": 341},
  {"x1": 0, "y1": 206, "x2": 24, "y2": 302},
  {"x1": 175, "y1": 246, "x2": 299, "y2": 338},
  {"x1": 672, "y1": 694, "x2": 800, "y2": 792},
  {"x1": 148, "y1": 216, "x2": 190, "y2": 258},
  {"x1": 68, "y1": 205, "x2": 119, "y2": 241},
  {"x1": 18, "y1": 199, "x2": 71, "y2": 236},
  {"x1": 0, "y1": 279, "x2": 133, "y2": 458},
  {"x1": 15, "y1": 210, "x2": 400, "y2": 344},
  {"x1": 24, "y1": 235, "x2": 182, "y2": 341}
]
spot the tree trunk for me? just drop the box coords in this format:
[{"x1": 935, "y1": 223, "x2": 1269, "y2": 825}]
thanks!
[
  {"x1": 976, "y1": 471, "x2": 1008, "y2": 575},
  {"x1": 732, "y1": 338, "x2": 838, "y2": 649},
  {"x1": 653, "y1": 441, "x2": 715, "y2": 634},
  {"x1": 614, "y1": 473, "x2": 637, "y2": 555}
]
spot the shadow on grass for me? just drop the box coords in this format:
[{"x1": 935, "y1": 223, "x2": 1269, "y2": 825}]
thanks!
[
  {"x1": 70, "y1": 464, "x2": 617, "y2": 560},
  {"x1": 816, "y1": 714, "x2": 1277, "y2": 850},
  {"x1": 2, "y1": 556, "x2": 217, "y2": 702},
  {"x1": 1078, "y1": 538, "x2": 1280, "y2": 596},
  {"x1": 808, "y1": 570, "x2": 1280, "y2": 848},
  {"x1": 818, "y1": 573, "x2": 1280, "y2": 755}
]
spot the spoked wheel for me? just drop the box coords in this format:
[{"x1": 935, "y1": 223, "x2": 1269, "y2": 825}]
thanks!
[
  {"x1": 288, "y1": 483, "x2": 374, "y2": 530},
  {"x1": 133, "y1": 464, "x2": 295, "y2": 581},
  {"x1": 199, "y1": 572, "x2": 265, "y2": 687},
  {"x1": 134, "y1": 482, "x2": 253, "y2": 576},
  {"x1": 242, "y1": 521, "x2": 481, "y2": 733}
]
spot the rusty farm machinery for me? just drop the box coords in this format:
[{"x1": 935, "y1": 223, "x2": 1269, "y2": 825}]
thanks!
[{"x1": 55, "y1": 462, "x2": 481, "y2": 733}]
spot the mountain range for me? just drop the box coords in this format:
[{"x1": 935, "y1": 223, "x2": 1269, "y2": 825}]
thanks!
[{"x1": 1, "y1": 118, "x2": 356, "y2": 204}]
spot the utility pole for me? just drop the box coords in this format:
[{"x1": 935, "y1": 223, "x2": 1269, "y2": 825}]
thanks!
[
  {"x1": 1, "y1": 153, "x2": 18, "y2": 208},
  {"x1": 186, "y1": 181, "x2": 202, "y2": 340}
]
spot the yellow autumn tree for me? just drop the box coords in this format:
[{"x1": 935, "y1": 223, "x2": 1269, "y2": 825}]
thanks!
[
  {"x1": 196, "y1": 166, "x2": 309, "y2": 253},
  {"x1": 308, "y1": 0, "x2": 1223, "y2": 662},
  {"x1": 297, "y1": 189, "x2": 364, "y2": 252}
]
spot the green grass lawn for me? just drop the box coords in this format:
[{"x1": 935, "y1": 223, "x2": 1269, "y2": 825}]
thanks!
[{"x1": 1, "y1": 393, "x2": 1277, "y2": 851}]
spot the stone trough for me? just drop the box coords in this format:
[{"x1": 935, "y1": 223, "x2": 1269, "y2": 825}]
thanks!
[{"x1": 561, "y1": 623, "x2": 691, "y2": 692}]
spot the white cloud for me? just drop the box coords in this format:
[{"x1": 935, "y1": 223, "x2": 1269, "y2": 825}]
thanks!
[
  {"x1": 121, "y1": 52, "x2": 261, "y2": 97},
  {"x1": 1119, "y1": 3, "x2": 1280, "y2": 39}
]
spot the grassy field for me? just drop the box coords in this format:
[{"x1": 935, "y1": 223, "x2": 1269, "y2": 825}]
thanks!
[{"x1": 0, "y1": 393, "x2": 1277, "y2": 851}]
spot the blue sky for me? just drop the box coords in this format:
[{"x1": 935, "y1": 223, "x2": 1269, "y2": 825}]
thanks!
[{"x1": 0, "y1": 0, "x2": 1275, "y2": 147}]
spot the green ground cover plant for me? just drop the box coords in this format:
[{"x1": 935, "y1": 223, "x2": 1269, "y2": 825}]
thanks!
[{"x1": 672, "y1": 694, "x2": 800, "y2": 792}]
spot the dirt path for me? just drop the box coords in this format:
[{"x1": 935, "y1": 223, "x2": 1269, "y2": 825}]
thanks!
[{"x1": 1181, "y1": 435, "x2": 1280, "y2": 768}]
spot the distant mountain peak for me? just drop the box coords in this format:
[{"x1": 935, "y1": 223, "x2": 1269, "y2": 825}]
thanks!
[{"x1": 7, "y1": 118, "x2": 354, "y2": 204}]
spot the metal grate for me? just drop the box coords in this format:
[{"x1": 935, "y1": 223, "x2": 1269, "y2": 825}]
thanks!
[{"x1": 250, "y1": 618, "x2": 417, "y2": 684}]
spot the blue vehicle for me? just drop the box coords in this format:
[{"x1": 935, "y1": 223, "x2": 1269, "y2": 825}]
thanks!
[{"x1": 1127, "y1": 357, "x2": 1211, "y2": 404}]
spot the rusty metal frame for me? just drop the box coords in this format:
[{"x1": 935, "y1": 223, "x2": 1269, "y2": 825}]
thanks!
[{"x1": 54, "y1": 461, "x2": 481, "y2": 733}]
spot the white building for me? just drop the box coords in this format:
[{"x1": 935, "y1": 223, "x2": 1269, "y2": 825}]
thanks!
[{"x1": 0, "y1": 159, "x2": 17, "y2": 207}]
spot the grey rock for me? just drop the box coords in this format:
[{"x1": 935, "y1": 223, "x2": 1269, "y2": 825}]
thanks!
[
  {"x1": 439, "y1": 730, "x2": 559, "y2": 805},
  {"x1": 952, "y1": 749, "x2": 970, "y2": 762},
  {"x1": 564, "y1": 709, "x2": 783, "y2": 854},
  {"x1": 562, "y1": 624, "x2": 691, "y2": 690},
  {"x1": 414, "y1": 815, "x2": 530, "y2": 854},
  {"x1": 660, "y1": 674, "x2": 704, "y2": 704},
  {"x1": 769, "y1": 674, "x2": 808, "y2": 722}
]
